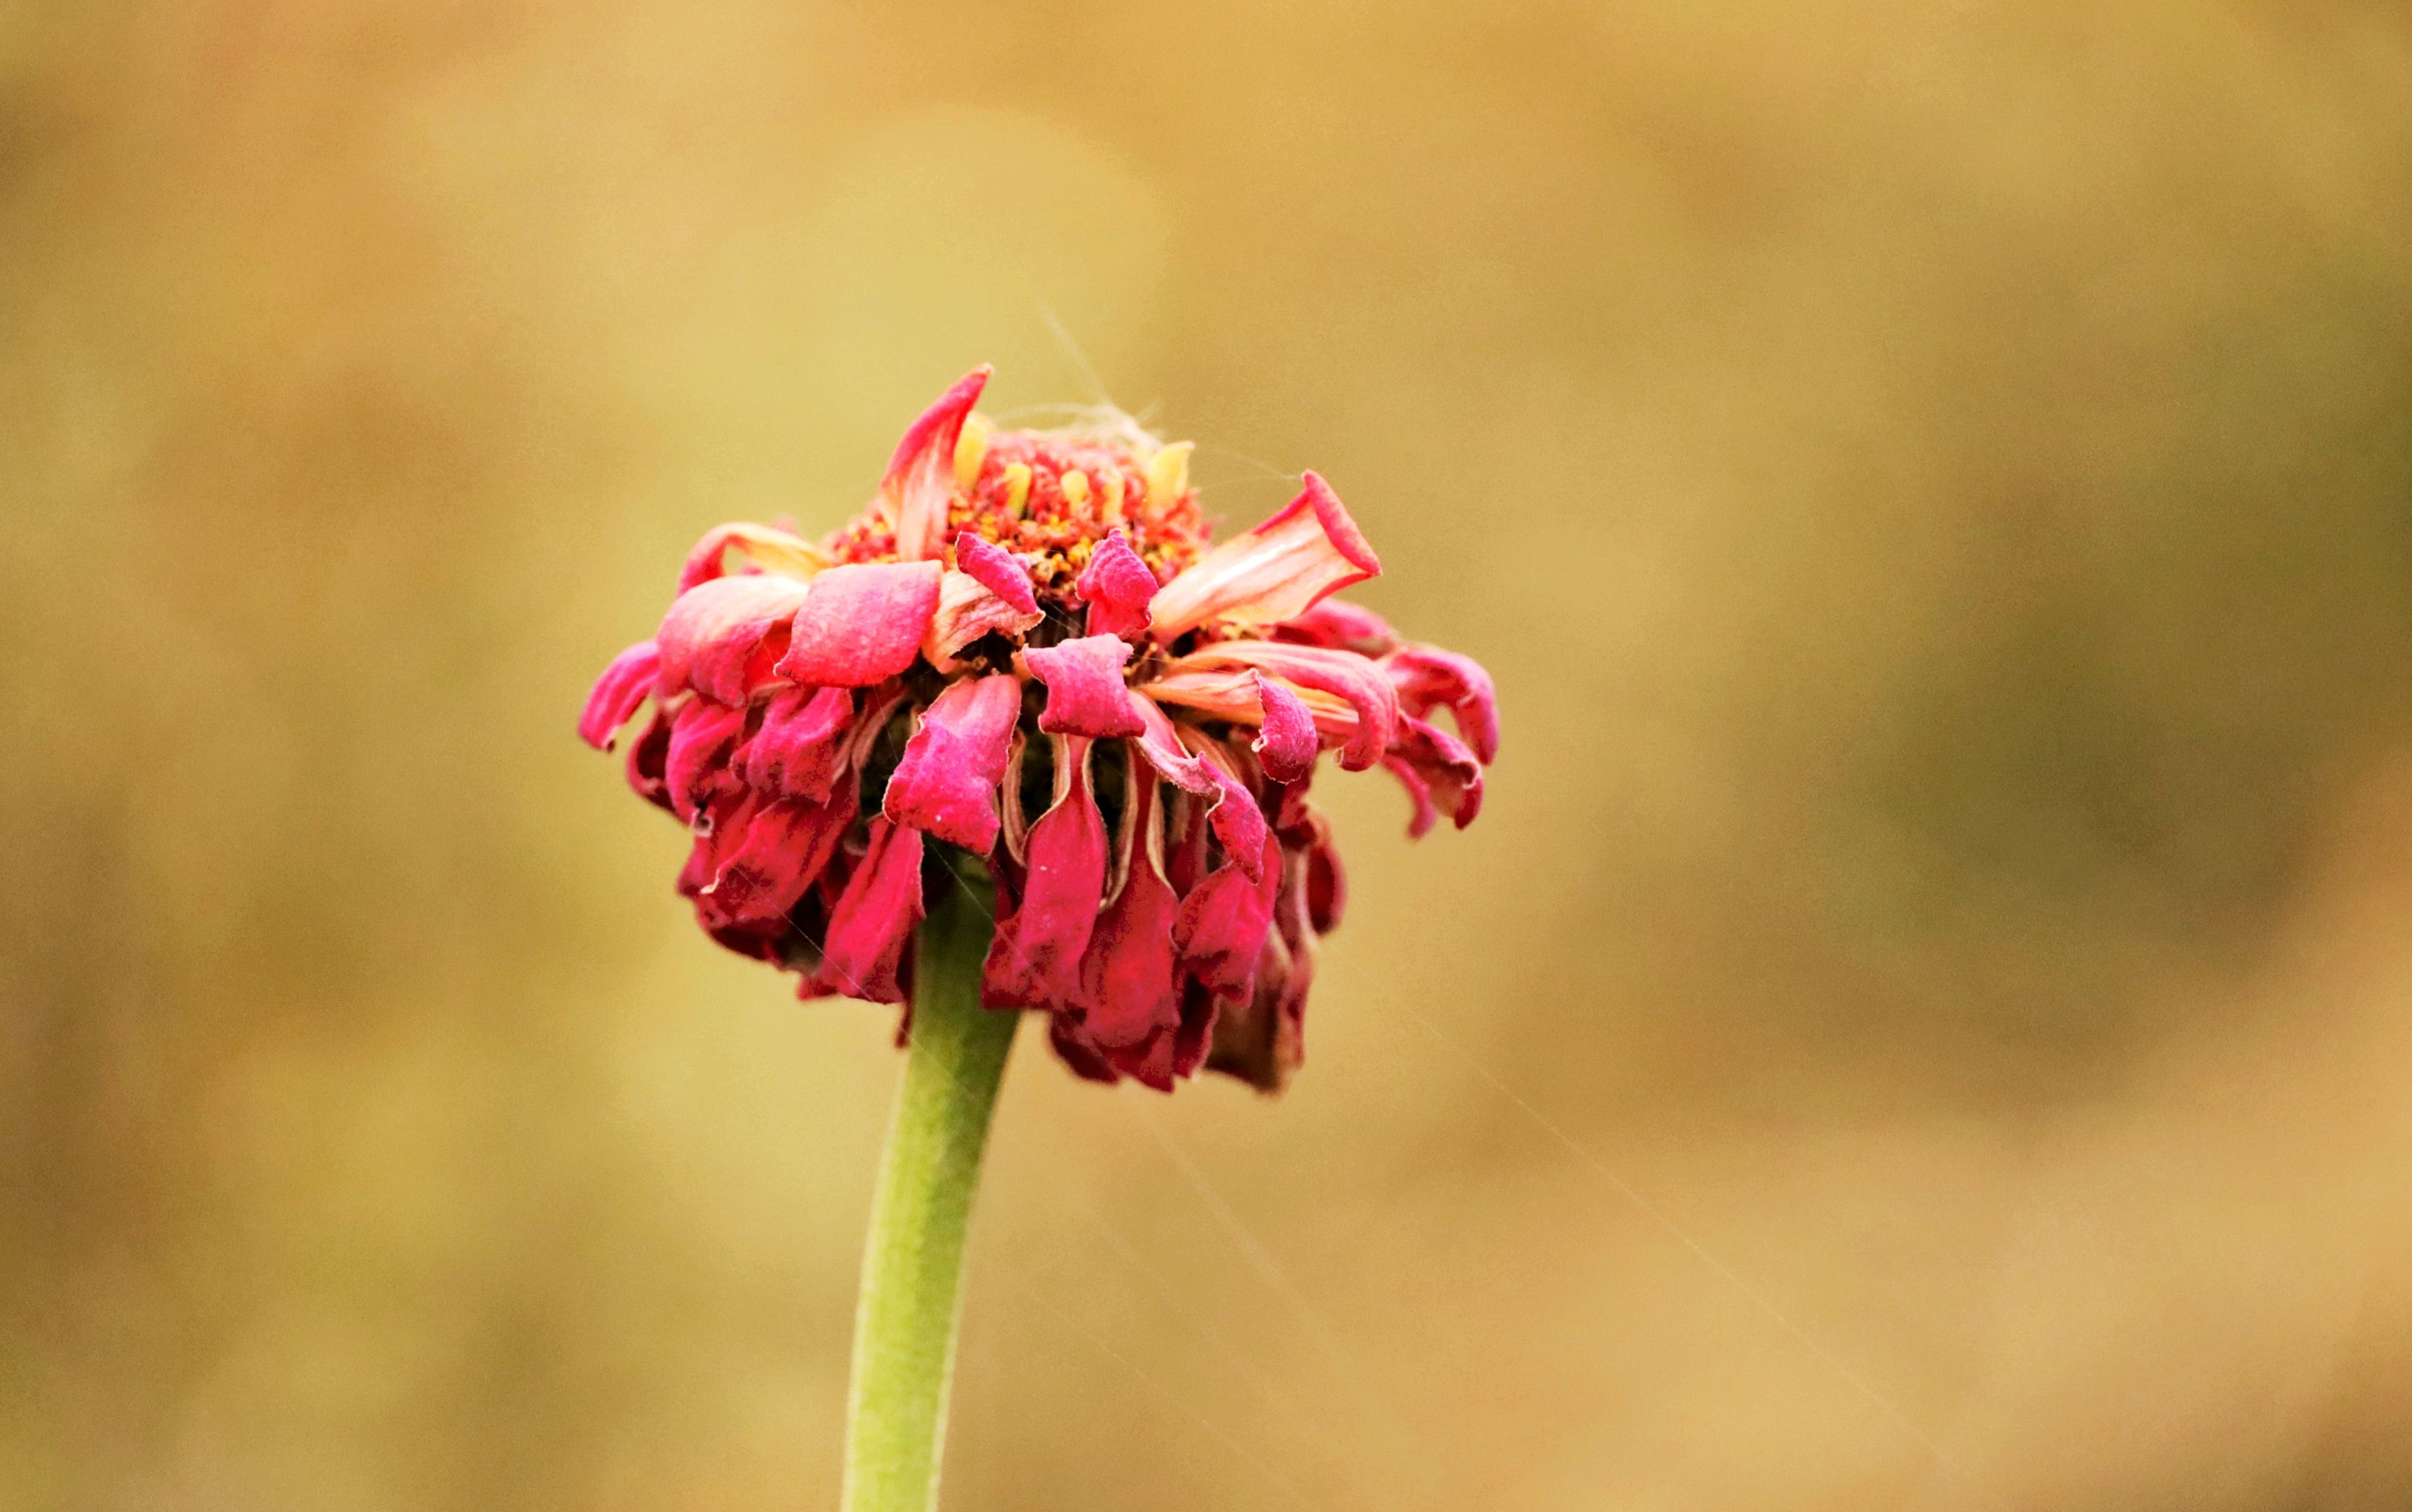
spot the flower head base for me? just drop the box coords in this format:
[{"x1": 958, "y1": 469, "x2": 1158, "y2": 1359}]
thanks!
[{"x1": 583, "y1": 367, "x2": 1497, "y2": 1093}]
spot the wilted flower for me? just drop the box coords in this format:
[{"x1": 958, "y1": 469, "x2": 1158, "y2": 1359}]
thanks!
[{"x1": 581, "y1": 368, "x2": 1496, "y2": 1093}]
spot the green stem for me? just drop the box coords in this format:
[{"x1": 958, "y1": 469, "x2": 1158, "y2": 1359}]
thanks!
[{"x1": 841, "y1": 858, "x2": 1019, "y2": 1512}]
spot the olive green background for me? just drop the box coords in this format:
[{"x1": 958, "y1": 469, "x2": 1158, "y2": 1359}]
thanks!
[{"x1": 6, "y1": 2, "x2": 2412, "y2": 1508}]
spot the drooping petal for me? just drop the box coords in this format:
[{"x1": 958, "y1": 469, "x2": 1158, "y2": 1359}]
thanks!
[
  {"x1": 678, "y1": 521, "x2": 832, "y2": 594},
  {"x1": 812, "y1": 818, "x2": 925, "y2": 1004},
  {"x1": 1147, "y1": 472, "x2": 1380, "y2": 639},
  {"x1": 923, "y1": 568, "x2": 1043, "y2": 673},
  {"x1": 1174, "y1": 828, "x2": 1282, "y2": 1001},
  {"x1": 985, "y1": 736, "x2": 1106, "y2": 1011},
  {"x1": 656, "y1": 574, "x2": 811, "y2": 706},
  {"x1": 953, "y1": 533, "x2": 1038, "y2": 617},
  {"x1": 734, "y1": 684, "x2": 855, "y2": 805},
  {"x1": 1160, "y1": 640, "x2": 1398, "y2": 770},
  {"x1": 625, "y1": 712, "x2": 673, "y2": 812},
  {"x1": 774, "y1": 561, "x2": 944, "y2": 687},
  {"x1": 1075, "y1": 530, "x2": 1157, "y2": 640},
  {"x1": 1022, "y1": 635, "x2": 1143, "y2": 738},
  {"x1": 1386, "y1": 713, "x2": 1484, "y2": 834},
  {"x1": 887, "y1": 366, "x2": 990, "y2": 563},
  {"x1": 580, "y1": 640, "x2": 660, "y2": 750},
  {"x1": 1248, "y1": 670, "x2": 1317, "y2": 784},
  {"x1": 1077, "y1": 762, "x2": 1182, "y2": 1049},
  {"x1": 1182, "y1": 736, "x2": 1269, "y2": 886},
  {"x1": 1273, "y1": 598, "x2": 1398, "y2": 657},
  {"x1": 696, "y1": 785, "x2": 856, "y2": 935},
  {"x1": 882, "y1": 673, "x2": 1021, "y2": 853},
  {"x1": 664, "y1": 697, "x2": 748, "y2": 822},
  {"x1": 1207, "y1": 844, "x2": 1314, "y2": 1092},
  {"x1": 1143, "y1": 667, "x2": 1359, "y2": 754},
  {"x1": 1384, "y1": 645, "x2": 1500, "y2": 765},
  {"x1": 1128, "y1": 691, "x2": 1219, "y2": 795}
]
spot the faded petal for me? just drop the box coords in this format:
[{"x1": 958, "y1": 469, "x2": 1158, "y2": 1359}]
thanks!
[
  {"x1": 657, "y1": 574, "x2": 811, "y2": 706},
  {"x1": 1384, "y1": 714, "x2": 1483, "y2": 837},
  {"x1": 1128, "y1": 691, "x2": 1220, "y2": 795},
  {"x1": 1147, "y1": 472, "x2": 1380, "y2": 639},
  {"x1": 664, "y1": 697, "x2": 748, "y2": 822},
  {"x1": 678, "y1": 521, "x2": 832, "y2": 594},
  {"x1": 1274, "y1": 598, "x2": 1398, "y2": 657},
  {"x1": 882, "y1": 673, "x2": 1021, "y2": 853},
  {"x1": 986, "y1": 736, "x2": 1106, "y2": 1011},
  {"x1": 1384, "y1": 645, "x2": 1499, "y2": 765},
  {"x1": 1075, "y1": 529, "x2": 1157, "y2": 640},
  {"x1": 1077, "y1": 764, "x2": 1182, "y2": 1049},
  {"x1": 734, "y1": 684, "x2": 855, "y2": 804},
  {"x1": 775, "y1": 561, "x2": 944, "y2": 687},
  {"x1": 923, "y1": 568, "x2": 1043, "y2": 673},
  {"x1": 581, "y1": 640, "x2": 659, "y2": 750},
  {"x1": 698, "y1": 785, "x2": 856, "y2": 935},
  {"x1": 888, "y1": 366, "x2": 990, "y2": 564},
  {"x1": 1174, "y1": 828, "x2": 1282, "y2": 1001},
  {"x1": 1162, "y1": 640, "x2": 1398, "y2": 771},
  {"x1": 1023, "y1": 635, "x2": 1143, "y2": 738},
  {"x1": 1207, "y1": 845, "x2": 1314, "y2": 1092},
  {"x1": 1248, "y1": 670, "x2": 1317, "y2": 784},
  {"x1": 813, "y1": 818, "x2": 925, "y2": 1004}
]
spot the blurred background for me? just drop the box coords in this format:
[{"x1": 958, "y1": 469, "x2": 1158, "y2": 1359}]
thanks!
[{"x1": 6, "y1": 1, "x2": 2412, "y2": 1507}]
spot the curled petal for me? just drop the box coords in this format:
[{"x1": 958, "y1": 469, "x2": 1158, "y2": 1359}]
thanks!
[
  {"x1": 955, "y1": 533, "x2": 1038, "y2": 617},
  {"x1": 1248, "y1": 671, "x2": 1317, "y2": 784},
  {"x1": 1158, "y1": 640, "x2": 1398, "y2": 771},
  {"x1": 581, "y1": 640, "x2": 660, "y2": 750},
  {"x1": 883, "y1": 673, "x2": 1021, "y2": 853},
  {"x1": 696, "y1": 787, "x2": 855, "y2": 937},
  {"x1": 775, "y1": 561, "x2": 944, "y2": 687},
  {"x1": 1147, "y1": 472, "x2": 1380, "y2": 639},
  {"x1": 888, "y1": 366, "x2": 990, "y2": 563},
  {"x1": 1274, "y1": 598, "x2": 1398, "y2": 657},
  {"x1": 1384, "y1": 714, "x2": 1483, "y2": 836},
  {"x1": 625, "y1": 712, "x2": 673, "y2": 812},
  {"x1": 1128, "y1": 692, "x2": 1219, "y2": 795},
  {"x1": 734, "y1": 684, "x2": 855, "y2": 805},
  {"x1": 812, "y1": 818, "x2": 925, "y2": 1004},
  {"x1": 1175, "y1": 828, "x2": 1282, "y2": 1001},
  {"x1": 1077, "y1": 763, "x2": 1182, "y2": 1050},
  {"x1": 1384, "y1": 645, "x2": 1499, "y2": 766},
  {"x1": 985, "y1": 736, "x2": 1106, "y2": 1010},
  {"x1": 657, "y1": 574, "x2": 811, "y2": 706},
  {"x1": 923, "y1": 568, "x2": 1043, "y2": 673},
  {"x1": 1023, "y1": 635, "x2": 1143, "y2": 738},
  {"x1": 1076, "y1": 530, "x2": 1157, "y2": 640},
  {"x1": 664, "y1": 698, "x2": 748, "y2": 822},
  {"x1": 678, "y1": 521, "x2": 832, "y2": 594},
  {"x1": 1208, "y1": 846, "x2": 1314, "y2": 1092}
]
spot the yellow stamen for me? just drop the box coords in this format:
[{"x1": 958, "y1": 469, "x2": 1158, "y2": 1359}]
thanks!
[
  {"x1": 1060, "y1": 468, "x2": 1091, "y2": 509},
  {"x1": 1100, "y1": 470, "x2": 1125, "y2": 524},
  {"x1": 953, "y1": 414, "x2": 991, "y2": 487},
  {"x1": 1144, "y1": 442, "x2": 1192, "y2": 514},
  {"x1": 1001, "y1": 462, "x2": 1032, "y2": 518}
]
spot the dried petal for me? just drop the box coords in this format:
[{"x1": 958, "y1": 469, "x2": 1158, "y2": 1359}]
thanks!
[
  {"x1": 985, "y1": 736, "x2": 1106, "y2": 1010},
  {"x1": 678, "y1": 522, "x2": 832, "y2": 594},
  {"x1": 883, "y1": 673, "x2": 1021, "y2": 853},
  {"x1": 1075, "y1": 529, "x2": 1157, "y2": 640},
  {"x1": 656, "y1": 575, "x2": 810, "y2": 706},
  {"x1": 664, "y1": 697, "x2": 748, "y2": 822},
  {"x1": 775, "y1": 561, "x2": 944, "y2": 687},
  {"x1": 1023, "y1": 635, "x2": 1144, "y2": 738},
  {"x1": 954, "y1": 533, "x2": 1039, "y2": 616},
  {"x1": 1248, "y1": 670, "x2": 1317, "y2": 784},
  {"x1": 734, "y1": 684, "x2": 855, "y2": 805},
  {"x1": 923, "y1": 568, "x2": 1043, "y2": 673},
  {"x1": 888, "y1": 367, "x2": 990, "y2": 563},
  {"x1": 812, "y1": 818, "x2": 925, "y2": 1004},
  {"x1": 1274, "y1": 598, "x2": 1398, "y2": 656},
  {"x1": 1147, "y1": 472, "x2": 1380, "y2": 638},
  {"x1": 1161, "y1": 639, "x2": 1398, "y2": 770},
  {"x1": 1384, "y1": 645, "x2": 1500, "y2": 765},
  {"x1": 1387, "y1": 713, "x2": 1484, "y2": 834},
  {"x1": 580, "y1": 640, "x2": 659, "y2": 750}
]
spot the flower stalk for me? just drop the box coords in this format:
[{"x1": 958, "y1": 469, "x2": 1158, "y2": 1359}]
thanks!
[{"x1": 841, "y1": 856, "x2": 1018, "y2": 1512}]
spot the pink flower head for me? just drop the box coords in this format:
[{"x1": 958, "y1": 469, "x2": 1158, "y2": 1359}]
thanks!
[{"x1": 582, "y1": 369, "x2": 1499, "y2": 1093}]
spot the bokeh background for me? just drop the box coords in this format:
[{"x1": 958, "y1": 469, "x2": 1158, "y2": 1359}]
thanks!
[{"x1": 7, "y1": 1, "x2": 2412, "y2": 1507}]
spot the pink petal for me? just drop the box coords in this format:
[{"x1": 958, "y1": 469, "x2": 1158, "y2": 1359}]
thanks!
[
  {"x1": 664, "y1": 698, "x2": 748, "y2": 822},
  {"x1": 953, "y1": 533, "x2": 1038, "y2": 616},
  {"x1": 580, "y1": 640, "x2": 660, "y2": 750},
  {"x1": 1174, "y1": 828, "x2": 1281, "y2": 1002},
  {"x1": 1207, "y1": 845, "x2": 1313, "y2": 1092},
  {"x1": 1388, "y1": 713, "x2": 1485, "y2": 834},
  {"x1": 1128, "y1": 692, "x2": 1220, "y2": 795},
  {"x1": 1384, "y1": 645, "x2": 1499, "y2": 765},
  {"x1": 1076, "y1": 764, "x2": 1183, "y2": 1050},
  {"x1": 812, "y1": 818, "x2": 925, "y2": 1004},
  {"x1": 1248, "y1": 670, "x2": 1317, "y2": 783},
  {"x1": 696, "y1": 785, "x2": 856, "y2": 936},
  {"x1": 1147, "y1": 472, "x2": 1380, "y2": 639},
  {"x1": 1182, "y1": 736, "x2": 1270, "y2": 886},
  {"x1": 881, "y1": 673, "x2": 1021, "y2": 853},
  {"x1": 923, "y1": 568, "x2": 1042, "y2": 673},
  {"x1": 656, "y1": 574, "x2": 811, "y2": 706},
  {"x1": 1274, "y1": 598, "x2": 1398, "y2": 656},
  {"x1": 625, "y1": 713, "x2": 673, "y2": 812},
  {"x1": 985, "y1": 736, "x2": 1107, "y2": 1011},
  {"x1": 774, "y1": 561, "x2": 944, "y2": 687},
  {"x1": 1162, "y1": 640, "x2": 1398, "y2": 771},
  {"x1": 1144, "y1": 667, "x2": 1360, "y2": 755},
  {"x1": 887, "y1": 366, "x2": 990, "y2": 564},
  {"x1": 1075, "y1": 530, "x2": 1157, "y2": 640},
  {"x1": 734, "y1": 684, "x2": 855, "y2": 804},
  {"x1": 1022, "y1": 635, "x2": 1143, "y2": 738},
  {"x1": 678, "y1": 521, "x2": 832, "y2": 594}
]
